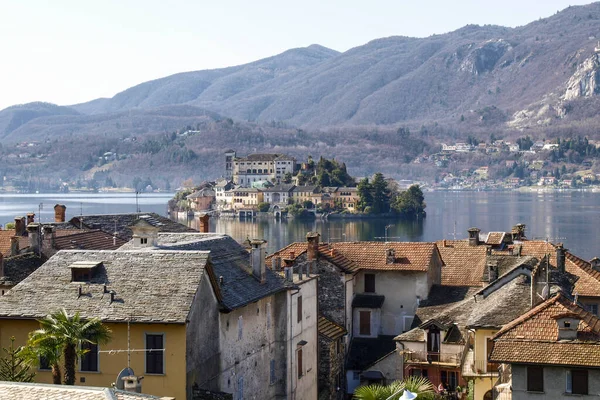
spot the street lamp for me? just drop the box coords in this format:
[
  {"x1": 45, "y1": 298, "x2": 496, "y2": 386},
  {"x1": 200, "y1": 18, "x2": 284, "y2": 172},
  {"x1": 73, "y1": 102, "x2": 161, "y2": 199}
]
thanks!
[{"x1": 385, "y1": 224, "x2": 394, "y2": 242}]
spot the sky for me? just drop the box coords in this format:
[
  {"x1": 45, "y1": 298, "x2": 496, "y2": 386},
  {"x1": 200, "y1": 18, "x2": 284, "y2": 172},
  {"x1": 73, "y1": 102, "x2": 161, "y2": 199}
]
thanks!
[{"x1": 0, "y1": 0, "x2": 594, "y2": 110}]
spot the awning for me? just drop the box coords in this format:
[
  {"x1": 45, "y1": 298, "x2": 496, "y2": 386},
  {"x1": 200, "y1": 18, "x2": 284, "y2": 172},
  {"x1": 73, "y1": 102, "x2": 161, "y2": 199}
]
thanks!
[{"x1": 361, "y1": 371, "x2": 385, "y2": 380}]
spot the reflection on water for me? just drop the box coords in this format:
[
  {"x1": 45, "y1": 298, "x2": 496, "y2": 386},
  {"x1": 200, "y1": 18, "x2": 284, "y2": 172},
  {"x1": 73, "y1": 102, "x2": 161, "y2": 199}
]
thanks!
[
  {"x1": 0, "y1": 191, "x2": 599, "y2": 261},
  {"x1": 180, "y1": 191, "x2": 600, "y2": 260}
]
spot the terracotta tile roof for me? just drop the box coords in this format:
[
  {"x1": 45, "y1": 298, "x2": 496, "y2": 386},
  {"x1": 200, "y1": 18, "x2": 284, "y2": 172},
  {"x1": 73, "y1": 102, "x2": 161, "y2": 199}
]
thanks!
[
  {"x1": 269, "y1": 241, "x2": 437, "y2": 273},
  {"x1": 490, "y1": 293, "x2": 600, "y2": 367},
  {"x1": 436, "y1": 240, "x2": 488, "y2": 286},
  {"x1": 52, "y1": 229, "x2": 127, "y2": 251},
  {"x1": 318, "y1": 315, "x2": 347, "y2": 340},
  {"x1": 0, "y1": 230, "x2": 16, "y2": 256},
  {"x1": 565, "y1": 252, "x2": 600, "y2": 297},
  {"x1": 485, "y1": 232, "x2": 505, "y2": 246}
]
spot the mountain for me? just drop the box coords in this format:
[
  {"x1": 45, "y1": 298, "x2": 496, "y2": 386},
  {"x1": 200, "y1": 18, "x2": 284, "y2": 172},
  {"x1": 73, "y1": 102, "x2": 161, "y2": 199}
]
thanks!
[{"x1": 55, "y1": 2, "x2": 600, "y2": 131}]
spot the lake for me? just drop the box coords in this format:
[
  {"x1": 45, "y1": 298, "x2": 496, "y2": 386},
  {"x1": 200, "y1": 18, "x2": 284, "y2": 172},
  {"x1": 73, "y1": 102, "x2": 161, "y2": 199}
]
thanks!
[{"x1": 1, "y1": 191, "x2": 599, "y2": 260}]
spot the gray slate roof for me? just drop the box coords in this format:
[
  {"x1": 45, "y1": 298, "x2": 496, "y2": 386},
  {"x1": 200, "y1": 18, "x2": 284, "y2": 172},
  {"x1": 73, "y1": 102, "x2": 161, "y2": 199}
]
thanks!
[
  {"x1": 352, "y1": 294, "x2": 385, "y2": 308},
  {"x1": 0, "y1": 253, "x2": 46, "y2": 287},
  {"x1": 0, "y1": 250, "x2": 209, "y2": 323},
  {"x1": 120, "y1": 233, "x2": 291, "y2": 311},
  {"x1": 69, "y1": 213, "x2": 195, "y2": 241}
]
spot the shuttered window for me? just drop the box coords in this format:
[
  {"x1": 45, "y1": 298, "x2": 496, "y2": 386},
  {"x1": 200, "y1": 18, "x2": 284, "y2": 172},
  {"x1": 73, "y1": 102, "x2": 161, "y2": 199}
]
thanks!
[
  {"x1": 297, "y1": 349, "x2": 303, "y2": 379},
  {"x1": 297, "y1": 296, "x2": 302, "y2": 323},
  {"x1": 81, "y1": 342, "x2": 99, "y2": 372},
  {"x1": 359, "y1": 311, "x2": 371, "y2": 335},
  {"x1": 527, "y1": 366, "x2": 543, "y2": 392},
  {"x1": 145, "y1": 334, "x2": 164, "y2": 374},
  {"x1": 364, "y1": 274, "x2": 375, "y2": 293},
  {"x1": 567, "y1": 369, "x2": 588, "y2": 395}
]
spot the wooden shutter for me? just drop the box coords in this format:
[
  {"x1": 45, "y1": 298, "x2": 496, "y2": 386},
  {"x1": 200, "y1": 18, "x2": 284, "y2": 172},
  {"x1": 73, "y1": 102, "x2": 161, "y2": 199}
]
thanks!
[
  {"x1": 297, "y1": 349, "x2": 303, "y2": 379},
  {"x1": 572, "y1": 369, "x2": 588, "y2": 395},
  {"x1": 297, "y1": 296, "x2": 302, "y2": 323},
  {"x1": 527, "y1": 366, "x2": 544, "y2": 392},
  {"x1": 364, "y1": 274, "x2": 375, "y2": 293},
  {"x1": 359, "y1": 311, "x2": 371, "y2": 335}
]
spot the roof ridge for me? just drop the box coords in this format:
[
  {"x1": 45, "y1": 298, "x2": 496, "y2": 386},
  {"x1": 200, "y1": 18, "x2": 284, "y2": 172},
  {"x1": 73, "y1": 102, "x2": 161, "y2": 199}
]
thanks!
[{"x1": 566, "y1": 251, "x2": 600, "y2": 282}]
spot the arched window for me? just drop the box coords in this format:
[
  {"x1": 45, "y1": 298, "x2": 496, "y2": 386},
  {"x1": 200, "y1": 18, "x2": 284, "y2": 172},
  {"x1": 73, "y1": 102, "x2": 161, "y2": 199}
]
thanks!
[{"x1": 483, "y1": 390, "x2": 493, "y2": 400}]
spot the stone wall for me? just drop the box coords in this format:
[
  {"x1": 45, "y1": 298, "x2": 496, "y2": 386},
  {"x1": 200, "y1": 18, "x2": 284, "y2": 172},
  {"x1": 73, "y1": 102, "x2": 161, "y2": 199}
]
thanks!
[{"x1": 318, "y1": 336, "x2": 346, "y2": 400}]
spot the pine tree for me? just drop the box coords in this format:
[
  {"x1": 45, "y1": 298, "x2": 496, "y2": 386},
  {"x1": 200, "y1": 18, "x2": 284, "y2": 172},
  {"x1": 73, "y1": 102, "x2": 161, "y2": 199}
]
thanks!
[{"x1": 0, "y1": 337, "x2": 36, "y2": 382}]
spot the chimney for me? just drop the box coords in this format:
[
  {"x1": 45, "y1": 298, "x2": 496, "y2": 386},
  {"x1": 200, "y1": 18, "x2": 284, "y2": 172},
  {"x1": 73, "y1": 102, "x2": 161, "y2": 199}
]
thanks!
[
  {"x1": 306, "y1": 232, "x2": 320, "y2": 261},
  {"x1": 386, "y1": 248, "x2": 396, "y2": 264},
  {"x1": 271, "y1": 256, "x2": 282, "y2": 271},
  {"x1": 590, "y1": 257, "x2": 600, "y2": 272},
  {"x1": 14, "y1": 217, "x2": 25, "y2": 237},
  {"x1": 54, "y1": 204, "x2": 66, "y2": 223},
  {"x1": 554, "y1": 314, "x2": 580, "y2": 340},
  {"x1": 198, "y1": 214, "x2": 210, "y2": 233},
  {"x1": 26, "y1": 213, "x2": 35, "y2": 226},
  {"x1": 468, "y1": 228, "x2": 480, "y2": 246},
  {"x1": 289, "y1": 251, "x2": 295, "y2": 259},
  {"x1": 43, "y1": 225, "x2": 55, "y2": 249},
  {"x1": 251, "y1": 239, "x2": 267, "y2": 284},
  {"x1": 10, "y1": 236, "x2": 19, "y2": 256},
  {"x1": 0, "y1": 253, "x2": 4, "y2": 279},
  {"x1": 442, "y1": 239, "x2": 447, "y2": 247},
  {"x1": 556, "y1": 244, "x2": 567, "y2": 273},
  {"x1": 487, "y1": 262, "x2": 498, "y2": 282},
  {"x1": 27, "y1": 223, "x2": 41, "y2": 255},
  {"x1": 512, "y1": 223, "x2": 526, "y2": 241}
]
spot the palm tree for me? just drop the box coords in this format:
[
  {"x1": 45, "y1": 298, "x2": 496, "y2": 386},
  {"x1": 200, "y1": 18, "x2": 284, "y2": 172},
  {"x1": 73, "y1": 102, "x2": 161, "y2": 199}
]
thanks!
[
  {"x1": 22, "y1": 333, "x2": 62, "y2": 384},
  {"x1": 353, "y1": 376, "x2": 436, "y2": 400},
  {"x1": 28, "y1": 309, "x2": 111, "y2": 385}
]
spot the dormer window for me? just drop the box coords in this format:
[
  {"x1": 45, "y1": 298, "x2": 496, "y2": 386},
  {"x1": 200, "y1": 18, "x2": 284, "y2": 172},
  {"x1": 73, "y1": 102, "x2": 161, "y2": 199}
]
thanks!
[
  {"x1": 564, "y1": 321, "x2": 571, "y2": 328},
  {"x1": 554, "y1": 313, "x2": 581, "y2": 340},
  {"x1": 70, "y1": 261, "x2": 102, "y2": 283},
  {"x1": 141, "y1": 238, "x2": 148, "y2": 245}
]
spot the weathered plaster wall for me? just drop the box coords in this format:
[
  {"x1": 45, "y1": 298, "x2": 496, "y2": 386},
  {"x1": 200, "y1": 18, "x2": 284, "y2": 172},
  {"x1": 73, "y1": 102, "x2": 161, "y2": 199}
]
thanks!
[{"x1": 511, "y1": 364, "x2": 600, "y2": 400}]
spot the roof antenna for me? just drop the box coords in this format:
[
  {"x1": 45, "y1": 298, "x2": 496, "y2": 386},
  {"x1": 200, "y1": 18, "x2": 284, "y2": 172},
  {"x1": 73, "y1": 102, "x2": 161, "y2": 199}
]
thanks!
[{"x1": 80, "y1": 202, "x2": 83, "y2": 229}]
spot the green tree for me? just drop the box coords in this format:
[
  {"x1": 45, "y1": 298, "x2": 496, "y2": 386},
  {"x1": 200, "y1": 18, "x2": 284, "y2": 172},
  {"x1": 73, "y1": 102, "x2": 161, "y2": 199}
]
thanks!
[
  {"x1": 283, "y1": 172, "x2": 293, "y2": 184},
  {"x1": 353, "y1": 376, "x2": 435, "y2": 400},
  {"x1": 258, "y1": 202, "x2": 271, "y2": 212},
  {"x1": 357, "y1": 178, "x2": 372, "y2": 212},
  {"x1": 302, "y1": 200, "x2": 314, "y2": 210},
  {"x1": 23, "y1": 332, "x2": 62, "y2": 384},
  {"x1": 391, "y1": 185, "x2": 426, "y2": 219},
  {"x1": 0, "y1": 337, "x2": 36, "y2": 382},
  {"x1": 371, "y1": 173, "x2": 390, "y2": 214},
  {"x1": 28, "y1": 309, "x2": 111, "y2": 385}
]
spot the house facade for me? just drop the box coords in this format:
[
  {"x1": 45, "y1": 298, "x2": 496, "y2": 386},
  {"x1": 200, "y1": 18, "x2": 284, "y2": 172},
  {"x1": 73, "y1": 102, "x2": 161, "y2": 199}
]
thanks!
[{"x1": 227, "y1": 152, "x2": 296, "y2": 187}]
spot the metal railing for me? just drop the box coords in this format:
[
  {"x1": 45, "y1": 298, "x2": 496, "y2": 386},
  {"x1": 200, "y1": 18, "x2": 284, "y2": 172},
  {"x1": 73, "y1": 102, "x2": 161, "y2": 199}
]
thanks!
[
  {"x1": 468, "y1": 359, "x2": 500, "y2": 376},
  {"x1": 404, "y1": 351, "x2": 462, "y2": 365}
]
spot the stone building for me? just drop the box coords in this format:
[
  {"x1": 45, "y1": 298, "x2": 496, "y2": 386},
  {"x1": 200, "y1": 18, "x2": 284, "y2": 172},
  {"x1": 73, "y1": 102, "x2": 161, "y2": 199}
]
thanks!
[{"x1": 226, "y1": 151, "x2": 296, "y2": 187}]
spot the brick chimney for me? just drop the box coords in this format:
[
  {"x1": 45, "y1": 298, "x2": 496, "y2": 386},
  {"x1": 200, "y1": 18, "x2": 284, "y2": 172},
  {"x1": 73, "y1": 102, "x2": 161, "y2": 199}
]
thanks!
[
  {"x1": 306, "y1": 232, "x2": 320, "y2": 261},
  {"x1": 54, "y1": 204, "x2": 66, "y2": 223},
  {"x1": 14, "y1": 217, "x2": 25, "y2": 237},
  {"x1": 590, "y1": 257, "x2": 600, "y2": 272},
  {"x1": 198, "y1": 214, "x2": 210, "y2": 233},
  {"x1": 26, "y1": 213, "x2": 35, "y2": 226},
  {"x1": 10, "y1": 236, "x2": 19, "y2": 256},
  {"x1": 468, "y1": 228, "x2": 480, "y2": 246},
  {"x1": 27, "y1": 223, "x2": 41, "y2": 255},
  {"x1": 556, "y1": 243, "x2": 567, "y2": 273},
  {"x1": 250, "y1": 239, "x2": 267, "y2": 284}
]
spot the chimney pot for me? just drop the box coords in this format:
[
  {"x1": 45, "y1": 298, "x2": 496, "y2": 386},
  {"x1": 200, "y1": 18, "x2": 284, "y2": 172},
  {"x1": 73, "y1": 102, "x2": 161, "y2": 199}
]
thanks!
[
  {"x1": 198, "y1": 214, "x2": 210, "y2": 233},
  {"x1": 26, "y1": 213, "x2": 35, "y2": 226},
  {"x1": 54, "y1": 204, "x2": 66, "y2": 223},
  {"x1": 10, "y1": 236, "x2": 19, "y2": 257},
  {"x1": 14, "y1": 217, "x2": 25, "y2": 237},
  {"x1": 26, "y1": 223, "x2": 41, "y2": 255},
  {"x1": 468, "y1": 227, "x2": 480, "y2": 246},
  {"x1": 556, "y1": 243, "x2": 567, "y2": 273},
  {"x1": 306, "y1": 232, "x2": 320, "y2": 261},
  {"x1": 289, "y1": 251, "x2": 295, "y2": 259}
]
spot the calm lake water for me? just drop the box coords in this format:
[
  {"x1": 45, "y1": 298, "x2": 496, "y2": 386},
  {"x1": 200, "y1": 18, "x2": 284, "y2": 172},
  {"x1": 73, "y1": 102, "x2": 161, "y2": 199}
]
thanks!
[{"x1": 1, "y1": 191, "x2": 599, "y2": 260}]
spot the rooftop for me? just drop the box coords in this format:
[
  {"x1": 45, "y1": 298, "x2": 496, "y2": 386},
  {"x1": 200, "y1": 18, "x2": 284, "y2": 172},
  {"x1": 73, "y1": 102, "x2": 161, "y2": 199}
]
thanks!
[
  {"x1": 0, "y1": 253, "x2": 46, "y2": 287},
  {"x1": 120, "y1": 233, "x2": 292, "y2": 311},
  {"x1": 346, "y1": 336, "x2": 397, "y2": 371},
  {"x1": 318, "y1": 315, "x2": 347, "y2": 341},
  {"x1": 51, "y1": 229, "x2": 127, "y2": 252},
  {"x1": 490, "y1": 293, "x2": 600, "y2": 367},
  {"x1": 0, "y1": 381, "x2": 167, "y2": 400},
  {"x1": 0, "y1": 250, "x2": 210, "y2": 323}
]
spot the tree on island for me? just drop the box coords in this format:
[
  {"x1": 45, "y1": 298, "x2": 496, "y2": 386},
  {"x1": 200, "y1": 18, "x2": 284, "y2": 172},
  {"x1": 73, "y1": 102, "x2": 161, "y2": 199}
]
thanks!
[
  {"x1": 371, "y1": 173, "x2": 390, "y2": 214},
  {"x1": 392, "y1": 185, "x2": 426, "y2": 219},
  {"x1": 357, "y1": 178, "x2": 373, "y2": 212}
]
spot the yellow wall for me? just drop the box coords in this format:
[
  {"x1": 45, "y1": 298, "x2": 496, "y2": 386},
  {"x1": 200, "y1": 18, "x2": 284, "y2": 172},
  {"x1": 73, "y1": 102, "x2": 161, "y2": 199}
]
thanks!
[
  {"x1": 472, "y1": 328, "x2": 498, "y2": 400},
  {"x1": 0, "y1": 319, "x2": 186, "y2": 400}
]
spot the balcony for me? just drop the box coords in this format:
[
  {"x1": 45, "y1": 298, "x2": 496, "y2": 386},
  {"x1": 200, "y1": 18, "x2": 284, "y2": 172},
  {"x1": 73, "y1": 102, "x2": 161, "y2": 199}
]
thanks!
[
  {"x1": 463, "y1": 358, "x2": 500, "y2": 377},
  {"x1": 403, "y1": 351, "x2": 462, "y2": 367}
]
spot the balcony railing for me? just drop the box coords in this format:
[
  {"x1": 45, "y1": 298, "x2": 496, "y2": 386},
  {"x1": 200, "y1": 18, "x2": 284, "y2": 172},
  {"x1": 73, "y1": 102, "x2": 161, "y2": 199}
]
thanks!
[
  {"x1": 463, "y1": 359, "x2": 500, "y2": 377},
  {"x1": 404, "y1": 351, "x2": 462, "y2": 366}
]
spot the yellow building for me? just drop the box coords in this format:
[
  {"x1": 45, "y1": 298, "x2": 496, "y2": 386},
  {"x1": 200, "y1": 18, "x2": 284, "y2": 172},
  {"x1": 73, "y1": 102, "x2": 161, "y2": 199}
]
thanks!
[
  {"x1": 230, "y1": 188, "x2": 263, "y2": 210},
  {"x1": 0, "y1": 250, "x2": 219, "y2": 400}
]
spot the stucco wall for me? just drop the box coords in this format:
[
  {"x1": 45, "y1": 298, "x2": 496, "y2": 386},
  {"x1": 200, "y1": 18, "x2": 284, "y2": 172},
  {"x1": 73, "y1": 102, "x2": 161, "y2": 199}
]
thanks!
[
  {"x1": 0, "y1": 319, "x2": 187, "y2": 400},
  {"x1": 187, "y1": 275, "x2": 221, "y2": 394},
  {"x1": 511, "y1": 364, "x2": 600, "y2": 400},
  {"x1": 365, "y1": 351, "x2": 402, "y2": 383},
  {"x1": 353, "y1": 271, "x2": 421, "y2": 335}
]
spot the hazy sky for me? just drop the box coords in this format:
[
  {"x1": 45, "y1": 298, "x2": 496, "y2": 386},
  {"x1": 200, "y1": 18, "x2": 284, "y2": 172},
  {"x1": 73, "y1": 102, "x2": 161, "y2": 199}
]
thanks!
[{"x1": 0, "y1": 0, "x2": 593, "y2": 110}]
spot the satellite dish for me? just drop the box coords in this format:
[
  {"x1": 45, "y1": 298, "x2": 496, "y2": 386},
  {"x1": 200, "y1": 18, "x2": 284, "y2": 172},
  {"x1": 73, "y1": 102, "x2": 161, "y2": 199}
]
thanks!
[
  {"x1": 115, "y1": 367, "x2": 135, "y2": 390},
  {"x1": 541, "y1": 284, "x2": 549, "y2": 300}
]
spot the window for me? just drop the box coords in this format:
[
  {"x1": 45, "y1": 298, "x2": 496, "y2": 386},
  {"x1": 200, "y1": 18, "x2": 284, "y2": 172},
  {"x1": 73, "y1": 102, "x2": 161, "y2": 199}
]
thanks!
[
  {"x1": 411, "y1": 368, "x2": 428, "y2": 378},
  {"x1": 81, "y1": 341, "x2": 99, "y2": 372},
  {"x1": 140, "y1": 237, "x2": 148, "y2": 245},
  {"x1": 297, "y1": 296, "x2": 302, "y2": 323},
  {"x1": 297, "y1": 348, "x2": 303, "y2": 378},
  {"x1": 527, "y1": 366, "x2": 543, "y2": 392},
  {"x1": 39, "y1": 355, "x2": 51, "y2": 371},
  {"x1": 566, "y1": 369, "x2": 588, "y2": 395},
  {"x1": 359, "y1": 311, "x2": 371, "y2": 335},
  {"x1": 145, "y1": 334, "x2": 164, "y2": 374},
  {"x1": 238, "y1": 316, "x2": 243, "y2": 340},
  {"x1": 364, "y1": 274, "x2": 375, "y2": 293},
  {"x1": 270, "y1": 359, "x2": 276, "y2": 384},
  {"x1": 588, "y1": 304, "x2": 598, "y2": 315}
]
